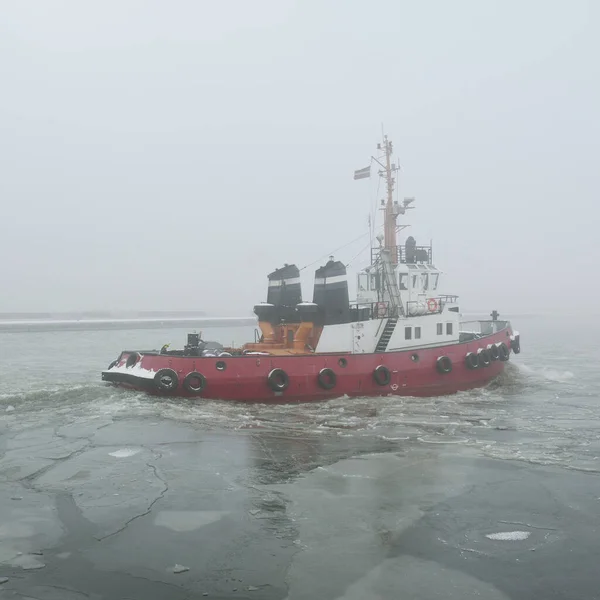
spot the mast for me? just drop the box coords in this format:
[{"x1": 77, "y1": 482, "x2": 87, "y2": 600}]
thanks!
[
  {"x1": 355, "y1": 131, "x2": 405, "y2": 267},
  {"x1": 376, "y1": 133, "x2": 404, "y2": 316},
  {"x1": 354, "y1": 130, "x2": 407, "y2": 317},
  {"x1": 381, "y1": 134, "x2": 399, "y2": 265}
]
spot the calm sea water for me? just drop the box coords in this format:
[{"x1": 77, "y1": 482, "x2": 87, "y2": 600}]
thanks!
[{"x1": 1, "y1": 314, "x2": 599, "y2": 474}]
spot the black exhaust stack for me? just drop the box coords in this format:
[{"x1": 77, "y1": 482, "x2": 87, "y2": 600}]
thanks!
[
  {"x1": 267, "y1": 264, "x2": 302, "y2": 308},
  {"x1": 313, "y1": 258, "x2": 350, "y2": 325},
  {"x1": 254, "y1": 263, "x2": 302, "y2": 323}
]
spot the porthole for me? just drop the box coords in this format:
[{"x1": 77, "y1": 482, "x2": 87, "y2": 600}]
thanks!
[
  {"x1": 338, "y1": 357, "x2": 348, "y2": 368},
  {"x1": 411, "y1": 353, "x2": 419, "y2": 362},
  {"x1": 216, "y1": 361, "x2": 226, "y2": 371}
]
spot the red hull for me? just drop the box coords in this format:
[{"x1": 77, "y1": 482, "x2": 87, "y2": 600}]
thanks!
[{"x1": 102, "y1": 326, "x2": 514, "y2": 402}]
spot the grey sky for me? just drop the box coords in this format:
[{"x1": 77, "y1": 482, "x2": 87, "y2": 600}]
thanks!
[{"x1": 1, "y1": 0, "x2": 597, "y2": 315}]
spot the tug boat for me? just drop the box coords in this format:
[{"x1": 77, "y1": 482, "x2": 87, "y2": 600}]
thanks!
[{"x1": 102, "y1": 133, "x2": 520, "y2": 402}]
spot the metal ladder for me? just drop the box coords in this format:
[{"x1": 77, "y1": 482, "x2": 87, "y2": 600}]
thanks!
[
  {"x1": 375, "y1": 318, "x2": 398, "y2": 352},
  {"x1": 381, "y1": 249, "x2": 404, "y2": 317}
]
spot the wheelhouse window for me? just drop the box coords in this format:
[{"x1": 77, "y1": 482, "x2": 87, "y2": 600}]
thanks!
[
  {"x1": 415, "y1": 326, "x2": 421, "y2": 339},
  {"x1": 446, "y1": 322, "x2": 453, "y2": 335},
  {"x1": 431, "y1": 273, "x2": 439, "y2": 290},
  {"x1": 437, "y1": 323, "x2": 443, "y2": 335},
  {"x1": 422, "y1": 274, "x2": 429, "y2": 291},
  {"x1": 405, "y1": 327, "x2": 412, "y2": 340},
  {"x1": 412, "y1": 275, "x2": 418, "y2": 289},
  {"x1": 370, "y1": 273, "x2": 380, "y2": 290},
  {"x1": 399, "y1": 273, "x2": 408, "y2": 290},
  {"x1": 358, "y1": 273, "x2": 368, "y2": 291}
]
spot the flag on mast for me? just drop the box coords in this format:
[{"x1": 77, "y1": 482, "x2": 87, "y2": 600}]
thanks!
[{"x1": 353, "y1": 166, "x2": 371, "y2": 180}]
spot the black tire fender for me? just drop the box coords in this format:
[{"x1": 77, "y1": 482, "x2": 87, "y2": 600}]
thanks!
[
  {"x1": 183, "y1": 371, "x2": 206, "y2": 394},
  {"x1": 436, "y1": 356, "x2": 452, "y2": 374},
  {"x1": 267, "y1": 368, "x2": 289, "y2": 391},
  {"x1": 154, "y1": 368, "x2": 179, "y2": 393},
  {"x1": 478, "y1": 348, "x2": 491, "y2": 367},
  {"x1": 126, "y1": 352, "x2": 140, "y2": 368},
  {"x1": 488, "y1": 344, "x2": 500, "y2": 361},
  {"x1": 510, "y1": 335, "x2": 521, "y2": 354},
  {"x1": 498, "y1": 342, "x2": 510, "y2": 361},
  {"x1": 373, "y1": 365, "x2": 391, "y2": 386},
  {"x1": 464, "y1": 352, "x2": 479, "y2": 370},
  {"x1": 317, "y1": 368, "x2": 337, "y2": 390}
]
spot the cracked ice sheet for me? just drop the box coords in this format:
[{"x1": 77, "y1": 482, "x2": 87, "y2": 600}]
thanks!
[
  {"x1": 0, "y1": 485, "x2": 63, "y2": 566},
  {"x1": 329, "y1": 556, "x2": 510, "y2": 600},
  {"x1": 0, "y1": 427, "x2": 90, "y2": 481},
  {"x1": 34, "y1": 446, "x2": 164, "y2": 537},
  {"x1": 89, "y1": 419, "x2": 206, "y2": 447},
  {"x1": 268, "y1": 451, "x2": 476, "y2": 600},
  {"x1": 4, "y1": 586, "x2": 91, "y2": 600},
  {"x1": 77, "y1": 432, "x2": 295, "y2": 598},
  {"x1": 155, "y1": 511, "x2": 230, "y2": 532}
]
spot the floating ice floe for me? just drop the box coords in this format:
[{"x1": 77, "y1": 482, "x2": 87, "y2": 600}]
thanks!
[
  {"x1": 486, "y1": 531, "x2": 531, "y2": 541},
  {"x1": 109, "y1": 448, "x2": 141, "y2": 458},
  {"x1": 171, "y1": 564, "x2": 190, "y2": 574}
]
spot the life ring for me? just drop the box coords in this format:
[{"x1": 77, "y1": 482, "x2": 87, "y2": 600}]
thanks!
[
  {"x1": 498, "y1": 342, "x2": 510, "y2": 361},
  {"x1": 427, "y1": 298, "x2": 439, "y2": 313},
  {"x1": 183, "y1": 371, "x2": 206, "y2": 394},
  {"x1": 317, "y1": 368, "x2": 337, "y2": 390},
  {"x1": 477, "y1": 348, "x2": 491, "y2": 367},
  {"x1": 464, "y1": 352, "x2": 479, "y2": 370},
  {"x1": 436, "y1": 356, "x2": 452, "y2": 374},
  {"x1": 267, "y1": 368, "x2": 289, "y2": 391},
  {"x1": 126, "y1": 352, "x2": 140, "y2": 368},
  {"x1": 376, "y1": 302, "x2": 388, "y2": 318},
  {"x1": 373, "y1": 365, "x2": 391, "y2": 386},
  {"x1": 154, "y1": 368, "x2": 179, "y2": 393},
  {"x1": 487, "y1": 344, "x2": 500, "y2": 361}
]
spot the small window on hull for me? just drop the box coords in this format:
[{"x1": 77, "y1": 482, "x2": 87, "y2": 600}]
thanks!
[
  {"x1": 446, "y1": 322, "x2": 453, "y2": 335},
  {"x1": 405, "y1": 327, "x2": 412, "y2": 340},
  {"x1": 415, "y1": 327, "x2": 421, "y2": 339},
  {"x1": 437, "y1": 323, "x2": 443, "y2": 335}
]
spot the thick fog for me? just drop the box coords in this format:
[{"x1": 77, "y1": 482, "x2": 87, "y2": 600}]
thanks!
[{"x1": 1, "y1": 0, "x2": 597, "y2": 316}]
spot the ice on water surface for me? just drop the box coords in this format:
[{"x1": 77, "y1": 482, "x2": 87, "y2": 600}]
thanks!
[{"x1": 486, "y1": 531, "x2": 531, "y2": 541}]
